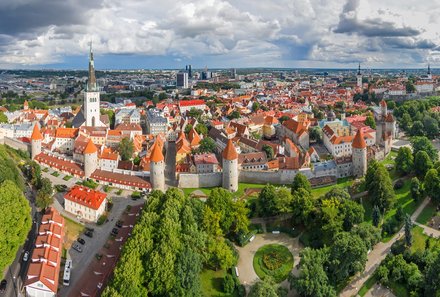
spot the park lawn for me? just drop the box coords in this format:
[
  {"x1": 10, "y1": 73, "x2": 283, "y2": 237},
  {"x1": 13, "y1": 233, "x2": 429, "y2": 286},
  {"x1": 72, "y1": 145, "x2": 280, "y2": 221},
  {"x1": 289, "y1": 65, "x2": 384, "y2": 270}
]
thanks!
[
  {"x1": 383, "y1": 180, "x2": 416, "y2": 221},
  {"x1": 358, "y1": 275, "x2": 378, "y2": 296},
  {"x1": 63, "y1": 216, "x2": 84, "y2": 249},
  {"x1": 311, "y1": 177, "x2": 354, "y2": 198},
  {"x1": 379, "y1": 151, "x2": 398, "y2": 180},
  {"x1": 416, "y1": 202, "x2": 437, "y2": 225},
  {"x1": 200, "y1": 269, "x2": 236, "y2": 297},
  {"x1": 410, "y1": 226, "x2": 440, "y2": 253}
]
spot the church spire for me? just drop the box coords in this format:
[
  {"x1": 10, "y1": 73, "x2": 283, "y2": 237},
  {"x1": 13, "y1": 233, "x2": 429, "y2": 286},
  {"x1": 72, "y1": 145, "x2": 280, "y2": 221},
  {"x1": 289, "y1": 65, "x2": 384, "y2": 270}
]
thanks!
[
  {"x1": 357, "y1": 63, "x2": 361, "y2": 75},
  {"x1": 428, "y1": 63, "x2": 431, "y2": 75},
  {"x1": 87, "y1": 41, "x2": 97, "y2": 92}
]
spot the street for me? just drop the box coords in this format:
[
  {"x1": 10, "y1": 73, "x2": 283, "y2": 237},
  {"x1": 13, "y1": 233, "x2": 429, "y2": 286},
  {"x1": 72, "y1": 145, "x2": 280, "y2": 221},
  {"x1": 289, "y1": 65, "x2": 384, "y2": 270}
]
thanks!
[
  {"x1": 58, "y1": 194, "x2": 144, "y2": 297},
  {"x1": 3, "y1": 184, "x2": 40, "y2": 297}
]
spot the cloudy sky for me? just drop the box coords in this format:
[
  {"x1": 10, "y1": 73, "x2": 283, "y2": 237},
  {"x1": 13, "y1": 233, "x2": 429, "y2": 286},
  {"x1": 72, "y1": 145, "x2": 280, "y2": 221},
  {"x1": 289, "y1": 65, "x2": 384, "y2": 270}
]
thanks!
[{"x1": 1, "y1": 0, "x2": 439, "y2": 69}]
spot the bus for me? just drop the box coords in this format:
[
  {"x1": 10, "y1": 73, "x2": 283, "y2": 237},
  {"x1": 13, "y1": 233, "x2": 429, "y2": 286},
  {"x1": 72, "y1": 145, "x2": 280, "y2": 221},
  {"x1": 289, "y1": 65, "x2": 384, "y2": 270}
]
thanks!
[{"x1": 63, "y1": 260, "x2": 72, "y2": 286}]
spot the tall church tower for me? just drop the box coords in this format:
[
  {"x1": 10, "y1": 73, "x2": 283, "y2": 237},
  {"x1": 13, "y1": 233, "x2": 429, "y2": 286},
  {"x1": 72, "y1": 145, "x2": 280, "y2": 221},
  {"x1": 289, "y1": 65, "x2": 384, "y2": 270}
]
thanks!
[
  {"x1": 357, "y1": 63, "x2": 362, "y2": 88},
  {"x1": 427, "y1": 64, "x2": 432, "y2": 80},
  {"x1": 84, "y1": 43, "x2": 103, "y2": 127}
]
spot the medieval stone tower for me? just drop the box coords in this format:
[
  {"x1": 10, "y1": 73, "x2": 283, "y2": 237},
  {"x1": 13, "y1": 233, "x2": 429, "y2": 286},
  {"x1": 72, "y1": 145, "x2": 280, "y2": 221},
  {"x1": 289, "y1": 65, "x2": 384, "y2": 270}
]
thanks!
[
  {"x1": 222, "y1": 139, "x2": 238, "y2": 192},
  {"x1": 84, "y1": 139, "x2": 98, "y2": 178},
  {"x1": 150, "y1": 139, "x2": 165, "y2": 192},
  {"x1": 31, "y1": 123, "x2": 43, "y2": 160},
  {"x1": 352, "y1": 128, "x2": 367, "y2": 177}
]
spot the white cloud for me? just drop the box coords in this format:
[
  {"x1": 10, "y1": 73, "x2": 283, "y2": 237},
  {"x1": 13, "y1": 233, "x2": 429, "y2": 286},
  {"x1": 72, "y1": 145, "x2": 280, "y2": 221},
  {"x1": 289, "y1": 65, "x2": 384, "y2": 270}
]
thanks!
[{"x1": 0, "y1": 0, "x2": 439, "y2": 68}]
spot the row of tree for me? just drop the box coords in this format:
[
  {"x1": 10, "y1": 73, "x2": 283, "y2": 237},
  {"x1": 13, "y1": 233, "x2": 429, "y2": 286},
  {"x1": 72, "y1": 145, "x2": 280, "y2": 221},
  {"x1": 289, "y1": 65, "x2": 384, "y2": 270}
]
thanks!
[{"x1": 103, "y1": 188, "x2": 249, "y2": 297}]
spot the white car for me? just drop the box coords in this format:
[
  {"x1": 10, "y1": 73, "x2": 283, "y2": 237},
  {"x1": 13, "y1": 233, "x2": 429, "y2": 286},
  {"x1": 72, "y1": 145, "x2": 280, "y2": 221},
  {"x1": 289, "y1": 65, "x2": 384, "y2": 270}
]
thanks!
[{"x1": 23, "y1": 251, "x2": 29, "y2": 262}]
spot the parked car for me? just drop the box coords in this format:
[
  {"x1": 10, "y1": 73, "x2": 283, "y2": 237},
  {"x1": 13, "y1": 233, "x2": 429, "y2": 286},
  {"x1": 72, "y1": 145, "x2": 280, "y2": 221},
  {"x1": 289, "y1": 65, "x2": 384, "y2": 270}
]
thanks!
[
  {"x1": 23, "y1": 251, "x2": 29, "y2": 262},
  {"x1": 0, "y1": 280, "x2": 6, "y2": 293},
  {"x1": 85, "y1": 227, "x2": 94, "y2": 232},
  {"x1": 84, "y1": 230, "x2": 93, "y2": 238},
  {"x1": 72, "y1": 243, "x2": 83, "y2": 253},
  {"x1": 116, "y1": 220, "x2": 123, "y2": 228},
  {"x1": 77, "y1": 238, "x2": 85, "y2": 245},
  {"x1": 111, "y1": 228, "x2": 119, "y2": 235}
]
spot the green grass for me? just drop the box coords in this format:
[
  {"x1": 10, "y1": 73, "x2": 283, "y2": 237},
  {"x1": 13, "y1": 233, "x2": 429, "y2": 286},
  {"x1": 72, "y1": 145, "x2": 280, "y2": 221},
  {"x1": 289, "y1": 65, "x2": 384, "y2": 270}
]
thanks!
[
  {"x1": 358, "y1": 275, "x2": 378, "y2": 296},
  {"x1": 416, "y1": 202, "x2": 437, "y2": 225},
  {"x1": 311, "y1": 177, "x2": 354, "y2": 198},
  {"x1": 379, "y1": 151, "x2": 398, "y2": 180},
  {"x1": 63, "y1": 175, "x2": 72, "y2": 181},
  {"x1": 51, "y1": 171, "x2": 60, "y2": 177},
  {"x1": 200, "y1": 269, "x2": 236, "y2": 297},
  {"x1": 253, "y1": 244, "x2": 293, "y2": 283},
  {"x1": 410, "y1": 226, "x2": 440, "y2": 253}
]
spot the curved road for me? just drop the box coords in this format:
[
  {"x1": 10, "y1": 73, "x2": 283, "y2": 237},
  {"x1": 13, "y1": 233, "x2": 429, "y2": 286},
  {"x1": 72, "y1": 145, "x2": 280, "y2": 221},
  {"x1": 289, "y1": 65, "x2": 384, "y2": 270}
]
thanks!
[{"x1": 235, "y1": 233, "x2": 303, "y2": 296}]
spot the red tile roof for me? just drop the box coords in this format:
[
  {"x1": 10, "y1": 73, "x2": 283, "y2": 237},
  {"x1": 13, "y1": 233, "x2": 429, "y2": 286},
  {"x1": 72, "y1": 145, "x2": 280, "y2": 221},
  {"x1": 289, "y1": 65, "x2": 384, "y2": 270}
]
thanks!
[
  {"x1": 352, "y1": 129, "x2": 367, "y2": 149},
  {"x1": 64, "y1": 185, "x2": 107, "y2": 210},
  {"x1": 222, "y1": 139, "x2": 238, "y2": 160},
  {"x1": 179, "y1": 99, "x2": 205, "y2": 107},
  {"x1": 31, "y1": 123, "x2": 43, "y2": 141},
  {"x1": 91, "y1": 169, "x2": 151, "y2": 189}
]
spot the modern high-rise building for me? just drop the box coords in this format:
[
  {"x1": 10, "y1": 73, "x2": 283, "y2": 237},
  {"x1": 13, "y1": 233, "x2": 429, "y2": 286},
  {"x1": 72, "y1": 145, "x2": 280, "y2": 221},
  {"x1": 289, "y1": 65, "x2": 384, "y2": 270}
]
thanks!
[{"x1": 176, "y1": 72, "x2": 189, "y2": 88}]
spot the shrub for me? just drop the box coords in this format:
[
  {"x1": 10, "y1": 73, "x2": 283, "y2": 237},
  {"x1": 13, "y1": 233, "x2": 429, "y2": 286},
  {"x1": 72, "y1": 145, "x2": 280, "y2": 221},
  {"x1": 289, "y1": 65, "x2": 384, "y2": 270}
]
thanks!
[
  {"x1": 97, "y1": 214, "x2": 107, "y2": 225},
  {"x1": 222, "y1": 274, "x2": 235, "y2": 294},
  {"x1": 253, "y1": 244, "x2": 293, "y2": 283},
  {"x1": 394, "y1": 179, "x2": 404, "y2": 190}
]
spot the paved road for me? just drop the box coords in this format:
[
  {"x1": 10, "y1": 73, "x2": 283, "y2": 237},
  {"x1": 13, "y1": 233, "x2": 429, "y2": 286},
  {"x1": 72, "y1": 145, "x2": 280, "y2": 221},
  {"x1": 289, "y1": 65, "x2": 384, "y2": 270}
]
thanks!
[
  {"x1": 164, "y1": 141, "x2": 177, "y2": 187},
  {"x1": 235, "y1": 233, "x2": 302, "y2": 296},
  {"x1": 340, "y1": 198, "x2": 430, "y2": 297},
  {"x1": 58, "y1": 195, "x2": 144, "y2": 297}
]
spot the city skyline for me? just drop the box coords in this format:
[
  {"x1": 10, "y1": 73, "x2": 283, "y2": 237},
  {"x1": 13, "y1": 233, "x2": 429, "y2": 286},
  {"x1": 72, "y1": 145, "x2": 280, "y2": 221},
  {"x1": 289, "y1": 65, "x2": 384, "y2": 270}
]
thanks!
[{"x1": 0, "y1": 0, "x2": 440, "y2": 69}]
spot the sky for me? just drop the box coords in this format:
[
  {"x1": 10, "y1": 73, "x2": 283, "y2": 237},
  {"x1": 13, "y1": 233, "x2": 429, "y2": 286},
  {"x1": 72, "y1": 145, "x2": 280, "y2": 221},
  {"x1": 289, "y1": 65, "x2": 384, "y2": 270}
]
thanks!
[{"x1": 1, "y1": 0, "x2": 440, "y2": 69}]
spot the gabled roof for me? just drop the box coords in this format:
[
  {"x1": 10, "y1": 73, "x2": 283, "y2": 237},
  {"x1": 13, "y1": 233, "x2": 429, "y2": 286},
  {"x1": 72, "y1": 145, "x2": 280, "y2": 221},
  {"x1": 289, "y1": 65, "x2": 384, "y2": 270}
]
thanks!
[{"x1": 64, "y1": 185, "x2": 107, "y2": 210}]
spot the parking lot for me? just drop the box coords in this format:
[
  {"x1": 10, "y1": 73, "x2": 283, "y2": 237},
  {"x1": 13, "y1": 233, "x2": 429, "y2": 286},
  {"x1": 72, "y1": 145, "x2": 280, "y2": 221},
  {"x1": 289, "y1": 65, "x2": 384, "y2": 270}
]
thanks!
[
  {"x1": 66, "y1": 203, "x2": 144, "y2": 297},
  {"x1": 58, "y1": 192, "x2": 145, "y2": 297}
]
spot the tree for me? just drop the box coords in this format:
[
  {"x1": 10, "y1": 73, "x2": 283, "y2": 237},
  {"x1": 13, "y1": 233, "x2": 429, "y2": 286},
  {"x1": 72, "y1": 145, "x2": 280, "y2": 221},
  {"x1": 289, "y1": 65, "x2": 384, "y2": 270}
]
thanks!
[
  {"x1": 195, "y1": 123, "x2": 208, "y2": 136},
  {"x1": 248, "y1": 278, "x2": 278, "y2": 297},
  {"x1": 206, "y1": 188, "x2": 234, "y2": 234},
  {"x1": 365, "y1": 115, "x2": 376, "y2": 129},
  {"x1": 198, "y1": 137, "x2": 216, "y2": 153},
  {"x1": 327, "y1": 232, "x2": 368, "y2": 285},
  {"x1": 257, "y1": 185, "x2": 277, "y2": 217},
  {"x1": 291, "y1": 248, "x2": 336, "y2": 297},
  {"x1": 340, "y1": 199, "x2": 364, "y2": 231},
  {"x1": 184, "y1": 124, "x2": 193, "y2": 134},
  {"x1": 400, "y1": 113, "x2": 412, "y2": 131},
  {"x1": 410, "y1": 121, "x2": 425, "y2": 136},
  {"x1": 365, "y1": 160, "x2": 379, "y2": 192},
  {"x1": 424, "y1": 169, "x2": 440, "y2": 203},
  {"x1": 0, "y1": 180, "x2": 32, "y2": 274},
  {"x1": 118, "y1": 137, "x2": 134, "y2": 161},
  {"x1": 411, "y1": 136, "x2": 438, "y2": 162},
  {"x1": 291, "y1": 173, "x2": 311, "y2": 194},
  {"x1": 410, "y1": 177, "x2": 422, "y2": 201},
  {"x1": 291, "y1": 188, "x2": 314, "y2": 225},
  {"x1": 262, "y1": 144, "x2": 274, "y2": 160},
  {"x1": 425, "y1": 252, "x2": 440, "y2": 296},
  {"x1": 278, "y1": 116, "x2": 290, "y2": 123},
  {"x1": 404, "y1": 214, "x2": 413, "y2": 247},
  {"x1": 310, "y1": 126, "x2": 323, "y2": 143},
  {"x1": 352, "y1": 223, "x2": 381, "y2": 250},
  {"x1": 227, "y1": 111, "x2": 240, "y2": 120},
  {"x1": 35, "y1": 177, "x2": 53, "y2": 209},
  {"x1": 0, "y1": 112, "x2": 7, "y2": 123},
  {"x1": 395, "y1": 147, "x2": 413, "y2": 175},
  {"x1": 231, "y1": 200, "x2": 250, "y2": 235},
  {"x1": 424, "y1": 116, "x2": 439, "y2": 139},
  {"x1": 372, "y1": 205, "x2": 381, "y2": 227},
  {"x1": 406, "y1": 81, "x2": 416, "y2": 93},
  {"x1": 222, "y1": 274, "x2": 235, "y2": 294},
  {"x1": 252, "y1": 101, "x2": 260, "y2": 112},
  {"x1": 369, "y1": 164, "x2": 395, "y2": 211},
  {"x1": 414, "y1": 150, "x2": 433, "y2": 177}
]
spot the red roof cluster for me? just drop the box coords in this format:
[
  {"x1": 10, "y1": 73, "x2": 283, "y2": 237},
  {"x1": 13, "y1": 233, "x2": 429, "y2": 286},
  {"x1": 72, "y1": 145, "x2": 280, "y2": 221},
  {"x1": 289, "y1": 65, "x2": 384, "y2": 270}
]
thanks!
[{"x1": 178, "y1": 99, "x2": 205, "y2": 107}]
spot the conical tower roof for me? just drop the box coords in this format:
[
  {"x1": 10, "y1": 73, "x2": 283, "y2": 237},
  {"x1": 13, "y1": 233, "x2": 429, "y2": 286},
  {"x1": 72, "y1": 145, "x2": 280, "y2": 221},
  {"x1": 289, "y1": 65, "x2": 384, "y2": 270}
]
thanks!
[
  {"x1": 87, "y1": 42, "x2": 98, "y2": 91},
  {"x1": 150, "y1": 139, "x2": 164, "y2": 162},
  {"x1": 222, "y1": 139, "x2": 238, "y2": 160},
  {"x1": 31, "y1": 123, "x2": 43, "y2": 141},
  {"x1": 352, "y1": 129, "x2": 366, "y2": 149},
  {"x1": 84, "y1": 138, "x2": 98, "y2": 154}
]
